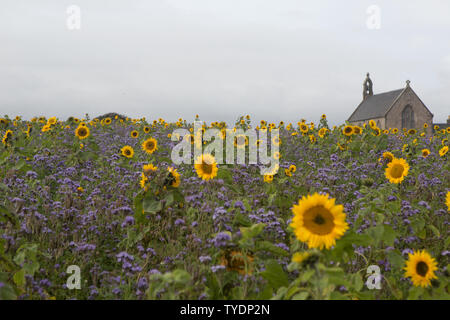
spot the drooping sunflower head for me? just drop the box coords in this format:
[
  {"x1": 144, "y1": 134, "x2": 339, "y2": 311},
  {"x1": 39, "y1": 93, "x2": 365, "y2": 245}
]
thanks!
[
  {"x1": 75, "y1": 125, "x2": 90, "y2": 140},
  {"x1": 143, "y1": 163, "x2": 158, "y2": 174},
  {"x1": 41, "y1": 124, "x2": 52, "y2": 132},
  {"x1": 382, "y1": 151, "x2": 394, "y2": 162},
  {"x1": 130, "y1": 130, "x2": 139, "y2": 138},
  {"x1": 194, "y1": 154, "x2": 218, "y2": 181},
  {"x1": 290, "y1": 193, "x2": 349, "y2": 250},
  {"x1": 142, "y1": 138, "x2": 158, "y2": 154},
  {"x1": 342, "y1": 125, "x2": 354, "y2": 136},
  {"x1": 121, "y1": 145, "x2": 134, "y2": 158},
  {"x1": 166, "y1": 167, "x2": 180, "y2": 188},
  {"x1": 220, "y1": 250, "x2": 254, "y2": 275},
  {"x1": 404, "y1": 250, "x2": 438, "y2": 287},
  {"x1": 385, "y1": 157, "x2": 409, "y2": 184},
  {"x1": 2, "y1": 130, "x2": 13, "y2": 145}
]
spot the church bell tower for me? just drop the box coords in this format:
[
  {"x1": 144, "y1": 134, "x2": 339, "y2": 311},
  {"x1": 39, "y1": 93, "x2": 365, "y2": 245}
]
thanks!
[{"x1": 363, "y1": 73, "x2": 373, "y2": 100}]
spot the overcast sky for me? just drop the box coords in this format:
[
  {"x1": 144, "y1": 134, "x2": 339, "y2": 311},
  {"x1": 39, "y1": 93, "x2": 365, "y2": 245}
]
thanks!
[{"x1": 1, "y1": 0, "x2": 449, "y2": 125}]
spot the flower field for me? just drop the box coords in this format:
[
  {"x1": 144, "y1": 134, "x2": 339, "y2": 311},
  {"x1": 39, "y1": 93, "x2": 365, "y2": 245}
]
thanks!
[{"x1": 0, "y1": 115, "x2": 449, "y2": 300}]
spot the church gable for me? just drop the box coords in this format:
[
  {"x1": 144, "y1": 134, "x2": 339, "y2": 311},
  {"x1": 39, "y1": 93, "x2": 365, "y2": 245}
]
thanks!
[{"x1": 385, "y1": 85, "x2": 433, "y2": 130}]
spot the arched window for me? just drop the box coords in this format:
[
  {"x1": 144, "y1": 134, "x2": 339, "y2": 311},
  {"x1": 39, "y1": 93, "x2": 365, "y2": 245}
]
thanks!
[{"x1": 402, "y1": 105, "x2": 414, "y2": 129}]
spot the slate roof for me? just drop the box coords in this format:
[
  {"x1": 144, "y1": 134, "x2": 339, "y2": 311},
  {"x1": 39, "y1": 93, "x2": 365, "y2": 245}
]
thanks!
[{"x1": 348, "y1": 88, "x2": 405, "y2": 122}]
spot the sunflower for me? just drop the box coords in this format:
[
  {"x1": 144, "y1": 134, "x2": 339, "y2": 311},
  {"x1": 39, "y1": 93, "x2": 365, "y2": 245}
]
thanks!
[
  {"x1": 47, "y1": 117, "x2": 57, "y2": 125},
  {"x1": 369, "y1": 120, "x2": 376, "y2": 128},
  {"x1": 289, "y1": 164, "x2": 296, "y2": 173},
  {"x1": 439, "y1": 146, "x2": 448, "y2": 157},
  {"x1": 220, "y1": 250, "x2": 254, "y2": 275},
  {"x1": 272, "y1": 136, "x2": 281, "y2": 146},
  {"x1": 309, "y1": 134, "x2": 316, "y2": 144},
  {"x1": 121, "y1": 145, "x2": 134, "y2": 158},
  {"x1": 342, "y1": 125, "x2": 353, "y2": 136},
  {"x1": 392, "y1": 128, "x2": 399, "y2": 134},
  {"x1": 318, "y1": 128, "x2": 328, "y2": 138},
  {"x1": 143, "y1": 163, "x2": 158, "y2": 174},
  {"x1": 234, "y1": 134, "x2": 248, "y2": 149},
  {"x1": 166, "y1": 167, "x2": 180, "y2": 187},
  {"x1": 404, "y1": 250, "x2": 438, "y2": 287},
  {"x1": 194, "y1": 154, "x2": 218, "y2": 181},
  {"x1": 446, "y1": 191, "x2": 450, "y2": 212},
  {"x1": 292, "y1": 251, "x2": 311, "y2": 264},
  {"x1": 273, "y1": 151, "x2": 281, "y2": 160},
  {"x1": 2, "y1": 130, "x2": 13, "y2": 145},
  {"x1": 382, "y1": 151, "x2": 394, "y2": 162},
  {"x1": 421, "y1": 149, "x2": 430, "y2": 158},
  {"x1": 75, "y1": 125, "x2": 90, "y2": 140},
  {"x1": 142, "y1": 138, "x2": 158, "y2": 154},
  {"x1": 263, "y1": 174, "x2": 273, "y2": 183},
  {"x1": 104, "y1": 118, "x2": 112, "y2": 125},
  {"x1": 290, "y1": 193, "x2": 349, "y2": 250},
  {"x1": 143, "y1": 126, "x2": 150, "y2": 133},
  {"x1": 385, "y1": 157, "x2": 409, "y2": 184},
  {"x1": 130, "y1": 130, "x2": 139, "y2": 138},
  {"x1": 299, "y1": 123, "x2": 309, "y2": 134},
  {"x1": 408, "y1": 129, "x2": 416, "y2": 135},
  {"x1": 352, "y1": 126, "x2": 362, "y2": 135},
  {"x1": 285, "y1": 169, "x2": 292, "y2": 177}
]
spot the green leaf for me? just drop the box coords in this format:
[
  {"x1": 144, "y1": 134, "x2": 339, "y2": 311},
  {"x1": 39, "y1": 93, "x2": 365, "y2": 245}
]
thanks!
[
  {"x1": 427, "y1": 225, "x2": 440, "y2": 238},
  {"x1": 13, "y1": 269, "x2": 25, "y2": 287},
  {"x1": 240, "y1": 223, "x2": 265, "y2": 241},
  {"x1": 233, "y1": 212, "x2": 252, "y2": 227},
  {"x1": 260, "y1": 259, "x2": 289, "y2": 290},
  {"x1": 386, "y1": 250, "x2": 404, "y2": 269},
  {"x1": 382, "y1": 225, "x2": 397, "y2": 247},
  {"x1": 292, "y1": 291, "x2": 309, "y2": 300},
  {"x1": 143, "y1": 197, "x2": 162, "y2": 215},
  {"x1": 255, "y1": 241, "x2": 290, "y2": 257}
]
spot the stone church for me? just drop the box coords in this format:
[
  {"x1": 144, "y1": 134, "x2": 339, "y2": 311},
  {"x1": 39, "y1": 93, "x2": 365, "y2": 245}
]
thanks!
[{"x1": 348, "y1": 73, "x2": 434, "y2": 132}]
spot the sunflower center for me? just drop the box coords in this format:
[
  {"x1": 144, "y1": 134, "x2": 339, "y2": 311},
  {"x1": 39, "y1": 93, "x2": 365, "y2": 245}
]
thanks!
[
  {"x1": 146, "y1": 141, "x2": 155, "y2": 150},
  {"x1": 390, "y1": 164, "x2": 404, "y2": 178},
  {"x1": 78, "y1": 128, "x2": 87, "y2": 136},
  {"x1": 303, "y1": 206, "x2": 335, "y2": 235},
  {"x1": 201, "y1": 162, "x2": 213, "y2": 174},
  {"x1": 125, "y1": 150, "x2": 131, "y2": 156},
  {"x1": 416, "y1": 261, "x2": 429, "y2": 277}
]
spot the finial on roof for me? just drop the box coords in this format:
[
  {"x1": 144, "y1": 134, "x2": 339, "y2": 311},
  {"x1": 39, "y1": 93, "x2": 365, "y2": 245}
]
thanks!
[{"x1": 406, "y1": 80, "x2": 411, "y2": 87}]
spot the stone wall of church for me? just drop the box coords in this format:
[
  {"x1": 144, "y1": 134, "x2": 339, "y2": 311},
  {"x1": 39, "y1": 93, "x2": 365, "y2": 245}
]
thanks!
[{"x1": 385, "y1": 87, "x2": 433, "y2": 134}]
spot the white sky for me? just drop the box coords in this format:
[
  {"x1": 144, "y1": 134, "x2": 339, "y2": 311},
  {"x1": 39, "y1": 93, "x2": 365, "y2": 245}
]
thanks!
[{"x1": 1, "y1": 0, "x2": 449, "y2": 125}]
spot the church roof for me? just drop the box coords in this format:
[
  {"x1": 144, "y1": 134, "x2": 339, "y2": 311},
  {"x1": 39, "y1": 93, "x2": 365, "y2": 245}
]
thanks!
[{"x1": 348, "y1": 88, "x2": 405, "y2": 122}]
